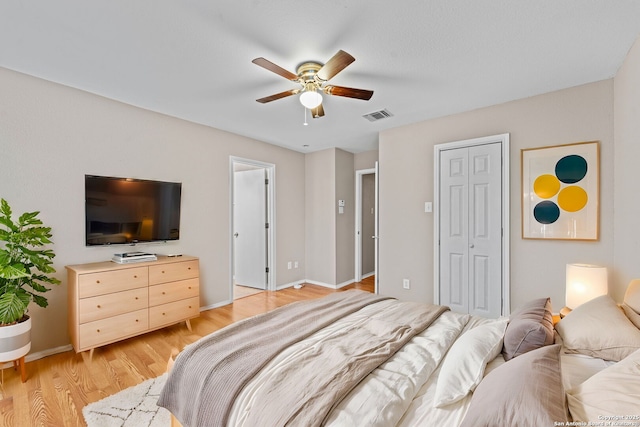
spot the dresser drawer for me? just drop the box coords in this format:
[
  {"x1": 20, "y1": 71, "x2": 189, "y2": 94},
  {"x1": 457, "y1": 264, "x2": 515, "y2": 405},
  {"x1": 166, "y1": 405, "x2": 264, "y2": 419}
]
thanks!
[
  {"x1": 149, "y1": 260, "x2": 199, "y2": 285},
  {"x1": 149, "y1": 278, "x2": 199, "y2": 307},
  {"x1": 78, "y1": 267, "x2": 148, "y2": 298},
  {"x1": 149, "y1": 296, "x2": 199, "y2": 329},
  {"x1": 79, "y1": 309, "x2": 149, "y2": 350},
  {"x1": 79, "y1": 287, "x2": 149, "y2": 324}
]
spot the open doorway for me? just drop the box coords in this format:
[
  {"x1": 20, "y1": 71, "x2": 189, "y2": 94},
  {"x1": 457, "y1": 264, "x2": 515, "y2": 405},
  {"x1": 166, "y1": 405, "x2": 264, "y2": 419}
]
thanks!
[
  {"x1": 230, "y1": 157, "x2": 275, "y2": 300},
  {"x1": 355, "y1": 166, "x2": 377, "y2": 292}
]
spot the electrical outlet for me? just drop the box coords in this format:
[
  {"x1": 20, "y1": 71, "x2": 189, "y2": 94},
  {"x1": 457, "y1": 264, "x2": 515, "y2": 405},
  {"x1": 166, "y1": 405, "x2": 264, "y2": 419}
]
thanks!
[
  {"x1": 294, "y1": 261, "x2": 299, "y2": 268},
  {"x1": 287, "y1": 261, "x2": 292, "y2": 270},
  {"x1": 403, "y1": 279, "x2": 410, "y2": 289}
]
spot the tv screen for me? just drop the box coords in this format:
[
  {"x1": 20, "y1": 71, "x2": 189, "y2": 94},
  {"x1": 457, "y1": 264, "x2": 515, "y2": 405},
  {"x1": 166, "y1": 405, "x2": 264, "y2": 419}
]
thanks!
[{"x1": 85, "y1": 175, "x2": 182, "y2": 246}]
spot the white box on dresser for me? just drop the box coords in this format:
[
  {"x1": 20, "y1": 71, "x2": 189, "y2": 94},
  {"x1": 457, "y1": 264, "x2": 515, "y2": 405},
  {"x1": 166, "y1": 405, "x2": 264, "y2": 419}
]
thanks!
[{"x1": 66, "y1": 255, "x2": 200, "y2": 359}]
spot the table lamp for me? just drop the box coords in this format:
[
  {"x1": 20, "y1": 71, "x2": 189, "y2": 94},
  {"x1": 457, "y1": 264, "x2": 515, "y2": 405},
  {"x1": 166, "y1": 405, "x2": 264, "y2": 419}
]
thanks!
[{"x1": 560, "y1": 263, "x2": 608, "y2": 317}]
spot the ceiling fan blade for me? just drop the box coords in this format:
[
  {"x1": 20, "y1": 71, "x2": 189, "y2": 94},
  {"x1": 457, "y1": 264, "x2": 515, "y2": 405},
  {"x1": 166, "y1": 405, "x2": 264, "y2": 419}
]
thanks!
[
  {"x1": 252, "y1": 57, "x2": 298, "y2": 81},
  {"x1": 256, "y1": 89, "x2": 299, "y2": 103},
  {"x1": 311, "y1": 103, "x2": 325, "y2": 118},
  {"x1": 316, "y1": 50, "x2": 355, "y2": 81},
  {"x1": 324, "y1": 85, "x2": 374, "y2": 101}
]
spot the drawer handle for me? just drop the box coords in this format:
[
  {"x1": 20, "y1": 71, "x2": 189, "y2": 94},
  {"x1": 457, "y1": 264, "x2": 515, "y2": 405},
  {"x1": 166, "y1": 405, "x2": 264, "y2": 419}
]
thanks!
[
  {"x1": 136, "y1": 319, "x2": 139, "y2": 322},
  {"x1": 134, "y1": 275, "x2": 138, "y2": 278},
  {"x1": 96, "y1": 305, "x2": 101, "y2": 309},
  {"x1": 188, "y1": 305, "x2": 192, "y2": 309},
  {"x1": 96, "y1": 329, "x2": 100, "y2": 333},
  {"x1": 188, "y1": 267, "x2": 191, "y2": 270},
  {"x1": 96, "y1": 280, "x2": 100, "y2": 284},
  {"x1": 162, "y1": 270, "x2": 165, "y2": 274},
  {"x1": 135, "y1": 297, "x2": 139, "y2": 300},
  {"x1": 162, "y1": 291, "x2": 166, "y2": 295},
  {"x1": 162, "y1": 312, "x2": 166, "y2": 316},
  {"x1": 188, "y1": 286, "x2": 191, "y2": 290}
]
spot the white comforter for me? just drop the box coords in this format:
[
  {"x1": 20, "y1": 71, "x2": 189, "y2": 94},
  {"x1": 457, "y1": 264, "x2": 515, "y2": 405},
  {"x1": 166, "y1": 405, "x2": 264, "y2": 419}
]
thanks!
[{"x1": 229, "y1": 300, "x2": 501, "y2": 427}]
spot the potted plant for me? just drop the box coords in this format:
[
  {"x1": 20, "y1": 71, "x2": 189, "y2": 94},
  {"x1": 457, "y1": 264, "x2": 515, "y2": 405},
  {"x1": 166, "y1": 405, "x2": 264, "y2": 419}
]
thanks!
[{"x1": 0, "y1": 198, "x2": 60, "y2": 362}]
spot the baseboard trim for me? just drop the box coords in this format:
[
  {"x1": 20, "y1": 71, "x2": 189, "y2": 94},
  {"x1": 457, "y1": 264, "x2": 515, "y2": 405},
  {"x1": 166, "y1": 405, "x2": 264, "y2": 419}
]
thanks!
[
  {"x1": 302, "y1": 279, "x2": 355, "y2": 289},
  {"x1": 362, "y1": 272, "x2": 375, "y2": 279},
  {"x1": 199, "y1": 300, "x2": 231, "y2": 312},
  {"x1": 276, "y1": 280, "x2": 306, "y2": 290},
  {"x1": 1, "y1": 344, "x2": 74, "y2": 369},
  {"x1": 336, "y1": 279, "x2": 355, "y2": 289}
]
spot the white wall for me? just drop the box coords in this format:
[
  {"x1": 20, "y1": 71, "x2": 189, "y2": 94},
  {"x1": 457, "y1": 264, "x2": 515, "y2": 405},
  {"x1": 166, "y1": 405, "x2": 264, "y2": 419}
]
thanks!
[
  {"x1": 614, "y1": 35, "x2": 640, "y2": 301},
  {"x1": 0, "y1": 67, "x2": 306, "y2": 354},
  {"x1": 305, "y1": 149, "x2": 336, "y2": 285},
  {"x1": 378, "y1": 80, "x2": 615, "y2": 311},
  {"x1": 335, "y1": 149, "x2": 355, "y2": 285}
]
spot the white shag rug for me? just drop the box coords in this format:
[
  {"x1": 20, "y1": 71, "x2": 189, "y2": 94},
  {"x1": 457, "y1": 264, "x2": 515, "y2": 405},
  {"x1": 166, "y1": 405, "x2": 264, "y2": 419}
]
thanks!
[{"x1": 83, "y1": 373, "x2": 170, "y2": 427}]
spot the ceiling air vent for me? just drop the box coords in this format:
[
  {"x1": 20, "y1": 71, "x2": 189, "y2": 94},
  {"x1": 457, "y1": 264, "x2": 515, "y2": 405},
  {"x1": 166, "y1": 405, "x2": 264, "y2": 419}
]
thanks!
[{"x1": 362, "y1": 109, "x2": 393, "y2": 122}]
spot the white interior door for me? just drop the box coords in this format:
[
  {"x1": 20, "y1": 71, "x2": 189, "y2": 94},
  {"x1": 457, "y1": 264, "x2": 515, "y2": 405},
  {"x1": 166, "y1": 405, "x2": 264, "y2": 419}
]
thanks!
[
  {"x1": 234, "y1": 168, "x2": 267, "y2": 289},
  {"x1": 438, "y1": 142, "x2": 503, "y2": 318}
]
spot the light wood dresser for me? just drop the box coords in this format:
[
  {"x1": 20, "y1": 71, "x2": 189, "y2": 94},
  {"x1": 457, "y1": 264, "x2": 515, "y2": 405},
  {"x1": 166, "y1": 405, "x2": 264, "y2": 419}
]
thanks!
[{"x1": 66, "y1": 255, "x2": 199, "y2": 358}]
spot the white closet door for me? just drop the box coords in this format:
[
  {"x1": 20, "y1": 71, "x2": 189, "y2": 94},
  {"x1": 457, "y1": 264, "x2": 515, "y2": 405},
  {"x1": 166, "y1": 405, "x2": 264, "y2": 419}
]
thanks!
[
  {"x1": 439, "y1": 148, "x2": 470, "y2": 313},
  {"x1": 439, "y1": 143, "x2": 502, "y2": 318},
  {"x1": 468, "y1": 143, "x2": 502, "y2": 318}
]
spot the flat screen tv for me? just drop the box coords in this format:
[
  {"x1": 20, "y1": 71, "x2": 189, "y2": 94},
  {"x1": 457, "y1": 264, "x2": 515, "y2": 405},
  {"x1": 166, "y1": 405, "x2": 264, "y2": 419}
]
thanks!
[{"x1": 85, "y1": 175, "x2": 182, "y2": 246}]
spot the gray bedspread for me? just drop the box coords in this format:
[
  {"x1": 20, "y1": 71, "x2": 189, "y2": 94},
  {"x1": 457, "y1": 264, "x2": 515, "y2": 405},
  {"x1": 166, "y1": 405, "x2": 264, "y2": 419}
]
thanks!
[{"x1": 157, "y1": 290, "x2": 393, "y2": 426}]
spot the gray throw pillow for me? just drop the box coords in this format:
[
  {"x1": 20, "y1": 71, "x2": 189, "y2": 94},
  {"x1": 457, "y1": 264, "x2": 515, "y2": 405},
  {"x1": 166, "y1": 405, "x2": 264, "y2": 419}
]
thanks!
[{"x1": 502, "y1": 297, "x2": 554, "y2": 360}]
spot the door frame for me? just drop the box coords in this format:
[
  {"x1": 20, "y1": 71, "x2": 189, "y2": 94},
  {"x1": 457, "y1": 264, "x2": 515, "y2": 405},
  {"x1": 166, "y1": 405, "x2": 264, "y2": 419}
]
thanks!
[
  {"x1": 433, "y1": 133, "x2": 511, "y2": 315},
  {"x1": 229, "y1": 156, "x2": 276, "y2": 296},
  {"x1": 355, "y1": 167, "x2": 376, "y2": 284}
]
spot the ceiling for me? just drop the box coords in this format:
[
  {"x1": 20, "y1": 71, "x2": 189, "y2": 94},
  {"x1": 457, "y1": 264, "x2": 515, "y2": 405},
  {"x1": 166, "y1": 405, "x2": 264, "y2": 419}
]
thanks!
[{"x1": 2, "y1": 1, "x2": 640, "y2": 154}]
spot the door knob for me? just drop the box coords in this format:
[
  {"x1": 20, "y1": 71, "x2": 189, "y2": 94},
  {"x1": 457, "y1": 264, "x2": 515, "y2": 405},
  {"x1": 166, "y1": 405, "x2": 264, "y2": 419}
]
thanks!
[
  {"x1": 234, "y1": 232, "x2": 239, "y2": 237},
  {"x1": 470, "y1": 244, "x2": 475, "y2": 248}
]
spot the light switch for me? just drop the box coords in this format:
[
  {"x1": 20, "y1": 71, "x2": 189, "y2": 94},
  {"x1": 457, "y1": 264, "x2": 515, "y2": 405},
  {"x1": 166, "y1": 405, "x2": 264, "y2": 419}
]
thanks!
[
  {"x1": 338, "y1": 200, "x2": 345, "y2": 207},
  {"x1": 425, "y1": 202, "x2": 433, "y2": 213}
]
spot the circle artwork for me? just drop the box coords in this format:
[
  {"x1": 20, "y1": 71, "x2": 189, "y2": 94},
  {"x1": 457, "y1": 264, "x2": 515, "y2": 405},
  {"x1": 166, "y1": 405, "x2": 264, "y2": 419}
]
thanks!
[
  {"x1": 533, "y1": 201, "x2": 560, "y2": 224},
  {"x1": 530, "y1": 153, "x2": 590, "y2": 227},
  {"x1": 533, "y1": 174, "x2": 561, "y2": 199},
  {"x1": 555, "y1": 155, "x2": 588, "y2": 184},
  {"x1": 557, "y1": 186, "x2": 588, "y2": 212}
]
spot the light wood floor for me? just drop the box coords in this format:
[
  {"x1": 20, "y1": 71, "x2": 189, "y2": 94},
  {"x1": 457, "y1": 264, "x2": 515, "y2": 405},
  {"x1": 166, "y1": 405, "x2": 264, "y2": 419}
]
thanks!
[{"x1": 0, "y1": 277, "x2": 374, "y2": 427}]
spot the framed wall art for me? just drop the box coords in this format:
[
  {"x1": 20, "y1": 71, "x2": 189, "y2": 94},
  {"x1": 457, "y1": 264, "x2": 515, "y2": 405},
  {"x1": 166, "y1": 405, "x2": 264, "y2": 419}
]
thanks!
[{"x1": 521, "y1": 141, "x2": 599, "y2": 240}]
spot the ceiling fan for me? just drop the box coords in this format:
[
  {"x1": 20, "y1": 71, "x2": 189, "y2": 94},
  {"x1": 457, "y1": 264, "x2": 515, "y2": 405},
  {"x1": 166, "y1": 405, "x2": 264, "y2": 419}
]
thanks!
[{"x1": 252, "y1": 50, "x2": 374, "y2": 118}]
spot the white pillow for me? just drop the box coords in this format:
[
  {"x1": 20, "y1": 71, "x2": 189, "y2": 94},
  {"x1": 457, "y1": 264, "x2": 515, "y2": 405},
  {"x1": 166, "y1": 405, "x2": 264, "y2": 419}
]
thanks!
[
  {"x1": 567, "y1": 348, "x2": 640, "y2": 422},
  {"x1": 434, "y1": 318, "x2": 508, "y2": 407},
  {"x1": 555, "y1": 295, "x2": 640, "y2": 361}
]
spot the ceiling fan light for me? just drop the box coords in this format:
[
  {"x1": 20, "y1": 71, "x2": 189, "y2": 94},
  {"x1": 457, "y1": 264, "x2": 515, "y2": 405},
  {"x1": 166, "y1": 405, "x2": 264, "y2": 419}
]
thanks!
[{"x1": 299, "y1": 90, "x2": 323, "y2": 109}]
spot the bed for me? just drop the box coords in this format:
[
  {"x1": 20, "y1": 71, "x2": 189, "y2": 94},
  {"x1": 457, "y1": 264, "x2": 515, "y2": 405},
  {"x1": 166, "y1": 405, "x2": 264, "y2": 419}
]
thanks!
[{"x1": 158, "y1": 282, "x2": 640, "y2": 427}]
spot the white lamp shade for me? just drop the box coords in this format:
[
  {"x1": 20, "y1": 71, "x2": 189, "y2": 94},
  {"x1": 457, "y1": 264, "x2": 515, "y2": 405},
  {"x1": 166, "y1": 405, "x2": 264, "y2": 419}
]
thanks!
[
  {"x1": 299, "y1": 90, "x2": 322, "y2": 109},
  {"x1": 565, "y1": 263, "x2": 608, "y2": 309}
]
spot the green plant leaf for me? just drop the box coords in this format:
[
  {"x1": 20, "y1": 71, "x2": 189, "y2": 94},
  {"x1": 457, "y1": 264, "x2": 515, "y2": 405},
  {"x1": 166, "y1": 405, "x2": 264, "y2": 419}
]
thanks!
[
  {"x1": 31, "y1": 274, "x2": 61, "y2": 285},
  {"x1": 0, "y1": 250, "x2": 10, "y2": 267},
  {"x1": 18, "y1": 211, "x2": 42, "y2": 227},
  {"x1": 31, "y1": 294, "x2": 49, "y2": 308},
  {"x1": 26, "y1": 280, "x2": 50, "y2": 293},
  {"x1": 0, "y1": 263, "x2": 29, "y2": 280},
  {"x1": 0, "y1": 199, "x2": 12, "y2": 219},
  {"x1": 0, "y1": 216, "x2": 17, "y2": 232},
  {"x1": 0, "y1": 291, "x2": 30, "y2": 324}
]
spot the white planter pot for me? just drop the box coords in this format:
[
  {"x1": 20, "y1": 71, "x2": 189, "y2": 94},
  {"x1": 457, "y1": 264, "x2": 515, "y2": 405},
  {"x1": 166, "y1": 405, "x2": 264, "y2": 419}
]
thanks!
[{"x1": 0, "y1": 316, "x2": 31, "y2": 362}]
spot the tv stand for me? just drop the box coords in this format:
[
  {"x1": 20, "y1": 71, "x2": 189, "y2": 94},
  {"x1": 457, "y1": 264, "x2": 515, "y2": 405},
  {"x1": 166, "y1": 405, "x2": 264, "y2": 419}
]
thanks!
[{"x1": 66, "y1": 255, "x2": 200, "y2": 359}]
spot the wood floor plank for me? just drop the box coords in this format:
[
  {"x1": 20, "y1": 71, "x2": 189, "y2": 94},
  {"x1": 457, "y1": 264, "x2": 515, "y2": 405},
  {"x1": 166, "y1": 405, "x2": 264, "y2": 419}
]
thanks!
[{"x1": 0, "y1": 279, "x2": 374, "y2": 426}]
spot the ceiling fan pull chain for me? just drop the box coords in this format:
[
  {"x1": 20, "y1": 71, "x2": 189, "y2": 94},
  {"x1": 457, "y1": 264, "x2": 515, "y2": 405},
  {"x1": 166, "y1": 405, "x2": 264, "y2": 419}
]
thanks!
[{"x1": 303, "y1": 105, "x2": 308, "y2": 126}]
